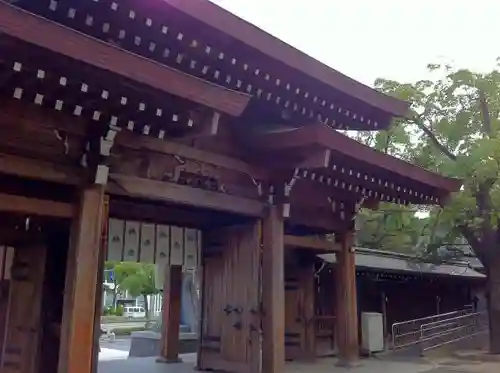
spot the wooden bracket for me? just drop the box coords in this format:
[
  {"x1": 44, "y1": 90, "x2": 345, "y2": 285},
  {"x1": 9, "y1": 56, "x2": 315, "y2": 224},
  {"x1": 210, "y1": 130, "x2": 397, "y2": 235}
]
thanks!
[
  {"x1": 352, "y1": 196, "x2": 365, "y2": 231},
  {"x1": 282, "y1": 168, "x2": 300, "y2": 218},
  {"x1": 81, "y1": 124, "x2": 121, "y2": 185},
  {"x1": 250, "y1": 177, "x2": 263, "y2": 197},
  {"x1": 178, "y1": 109, "x2": 221, "y2": 140}
]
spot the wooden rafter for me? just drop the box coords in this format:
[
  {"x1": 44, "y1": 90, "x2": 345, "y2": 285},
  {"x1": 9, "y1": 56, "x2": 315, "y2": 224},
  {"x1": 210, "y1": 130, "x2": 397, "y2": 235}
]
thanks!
[
  {"x1": 164, "y1": 0, "x2": 410, "y2": 119},
  {"x1": 248, "y1": 124, "x2": 461, "y2": 192},
  {"x1": 0, "y1": 1, "x2": 251, "y2": 116},
  {"x1": 243, "y1": 124, "x2": 461, "y2": 205}
]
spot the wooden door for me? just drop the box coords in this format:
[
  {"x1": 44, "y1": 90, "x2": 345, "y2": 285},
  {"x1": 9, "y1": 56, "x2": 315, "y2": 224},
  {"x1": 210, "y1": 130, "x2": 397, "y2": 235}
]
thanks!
[
  {"x1": 1, "y1": 245, "x2": 47, "y2": 373},
  {"x1": 198, "y1": 223, "x2": 260, "y2": 373},
  {"x1": 315, "y1": 264, "x2": 336, "y2": 357},
  {"x1": 284, "y1": 258, "x2": 315, "y2": 361},
  {"x1": 285, "y1": 275, "x2": 304, "y2": 360}
]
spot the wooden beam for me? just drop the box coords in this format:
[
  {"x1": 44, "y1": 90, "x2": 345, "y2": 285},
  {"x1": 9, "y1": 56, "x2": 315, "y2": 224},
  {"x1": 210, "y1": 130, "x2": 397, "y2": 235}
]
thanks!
[
  {"x1": 284, "y1": 235, "x2": 340, "y2": 252},
  {"x1": 0, "y1": 193, "x2": 75, "y2": 218},
  {"x1": 0, "y1": 153, "x2": 80, "y2": 185},
  {"x1": 335, "y1": 231, "x2": 359, "y2": 366},
  {"x1": 109, "y1": 199, "x2": 250, "y2": 229},
  {"x1": 0, "y1": 225, "x2": 45, "y2": 246},
  {"x1": 157, "y1": 265, "x2": 183, "y2": 364},
  {"x1": 109, "y1": 174, "x2": 265, "y2": 217},
  {"x1": 287, "y1": 206, "x2": 348, "y2": 233},
  {"x1": 0, "y1": 102, "x2": 263, "y2": 182},
  {"x1": 59, "y1": 185, "x2": 106, "y2": 373},
  {"x1": 262, "y1": 205, "x2": 285, "y2": 373},
  {"x1": 117, "y1": 131, "x2": 265, "y2": 179},
  {"x1": 0, "y1": 3, "x2": 250, "y2": 116}
]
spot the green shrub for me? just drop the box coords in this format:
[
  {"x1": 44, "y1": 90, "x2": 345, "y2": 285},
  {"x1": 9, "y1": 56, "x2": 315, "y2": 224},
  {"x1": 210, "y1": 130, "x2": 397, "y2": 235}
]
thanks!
[
  {"x1": 111, "y1": 326, "x2": 145, "y2": 336},
  {"x1": 114, "y1": 305, "x2": 124, "y2": 316}
]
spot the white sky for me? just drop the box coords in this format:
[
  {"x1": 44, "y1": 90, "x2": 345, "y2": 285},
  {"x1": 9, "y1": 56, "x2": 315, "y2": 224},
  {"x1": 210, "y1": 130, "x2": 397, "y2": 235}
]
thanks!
[{"x1": 211, "y1": 0, "x2": 499, "y2": 86}]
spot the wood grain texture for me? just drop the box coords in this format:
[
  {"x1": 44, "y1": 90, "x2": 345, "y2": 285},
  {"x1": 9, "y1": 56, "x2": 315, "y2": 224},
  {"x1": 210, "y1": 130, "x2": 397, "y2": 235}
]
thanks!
[
  {"x1": 262, "y1": 206, "x2": 285, "y2": 373},
  {"x1": 334, "y1": 231, "x2": 359, "y2": 364},
  {"x1": 1, "y1": 245, "x2": 47, "y2": 373},
  {"x1": 158, "y1": 265, "x2": 183, "y2": 363},
  {"x1": 59, "y1": 185, "x2": 105, "y2": 373},
  {"x1": 0, "y1": 2, "x2": 250, "y2": 116}
]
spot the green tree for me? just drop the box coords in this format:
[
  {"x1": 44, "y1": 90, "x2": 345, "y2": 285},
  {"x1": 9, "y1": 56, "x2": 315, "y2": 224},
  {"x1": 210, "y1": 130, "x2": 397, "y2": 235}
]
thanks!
[
  {"x1": 116, "y1": 262, "x2": 159, "y2": 318},
  {"x1": 372, "y1": 61, "x2": 500, "y2": 353},
  {"x1": 103, "y1": 261, "x2": 121, "y2": 309},
  {"x1": 355, "y1": 205, "x2": 429, "y2": 253}
]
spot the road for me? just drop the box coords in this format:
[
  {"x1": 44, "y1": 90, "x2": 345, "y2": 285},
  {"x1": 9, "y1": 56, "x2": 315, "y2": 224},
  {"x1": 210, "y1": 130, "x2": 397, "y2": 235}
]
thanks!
[{"x1": 101, "y1": 336, "x2": 131, "y2": 352}]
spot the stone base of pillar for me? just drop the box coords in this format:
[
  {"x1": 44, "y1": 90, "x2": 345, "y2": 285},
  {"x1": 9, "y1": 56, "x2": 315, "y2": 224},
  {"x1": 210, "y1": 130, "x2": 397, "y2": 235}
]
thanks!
[{"x1": 156, "y1": 356, "x2": 183, "y2": 364}]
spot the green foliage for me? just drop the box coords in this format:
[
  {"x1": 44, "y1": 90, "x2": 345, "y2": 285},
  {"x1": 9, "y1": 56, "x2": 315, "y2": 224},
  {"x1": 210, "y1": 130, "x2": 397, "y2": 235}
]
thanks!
[
  {"x1": 114, "y1": 305, "x2": 124, "y2": 316},
  {"x1": 355, "y1": 204, "x2": 426, "y2": 253},
  {"x1": 102, "y1": 305, "x2": 124, "y2": 316},
  {"x1": 105, "y1": 261, "x2": 158, "y2": 297},
  {"x1": 115, "y1": 262, "x2": 158, "y2": 298},
  {"x1": 359, "y1": 60, "x2": 500, "y2": 266},
  {"x1": 104, "y1": 261, "x2": 158, "y2": 317}
]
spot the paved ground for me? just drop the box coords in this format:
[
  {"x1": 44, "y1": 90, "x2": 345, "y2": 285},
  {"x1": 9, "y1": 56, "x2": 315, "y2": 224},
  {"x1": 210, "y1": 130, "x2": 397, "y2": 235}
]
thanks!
[
  {"x1": 100, "y1": 337, "x2": 131, "y2": 352},
  {"x1": 98, "y1": 354, "x2": 500, "y2": 373},
  {"x1": 98, "y1": 337, "x2": 500, "y2": 373},
  {"x1": 98, "y1": 354, "x2": 197, "y2": 373}
]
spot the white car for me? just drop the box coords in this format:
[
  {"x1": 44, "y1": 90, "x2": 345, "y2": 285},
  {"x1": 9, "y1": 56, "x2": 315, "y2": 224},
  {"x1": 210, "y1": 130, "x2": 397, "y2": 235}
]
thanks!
[{"x1": 123, "y1": 306, "x2": 146, "y2": 319}]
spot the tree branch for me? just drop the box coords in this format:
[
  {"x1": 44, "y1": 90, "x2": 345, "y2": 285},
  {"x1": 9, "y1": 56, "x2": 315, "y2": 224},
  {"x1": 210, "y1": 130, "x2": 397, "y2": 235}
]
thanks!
[
  {"x1": 478, "y1": 90, "x2": 492, "y2": 135},
  {"x1": 458, "y1": 223, "x2": 488, "y2": 265},
  {"x1": 412, "y1": 116, "x2": 457, "y2": 161}
]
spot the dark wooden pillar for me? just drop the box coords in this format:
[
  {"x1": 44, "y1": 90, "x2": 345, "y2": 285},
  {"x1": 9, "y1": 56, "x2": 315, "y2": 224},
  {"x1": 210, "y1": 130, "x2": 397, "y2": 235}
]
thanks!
[
  {"x1": 300, "y1": 261, "x2": 316, "y2": 360},
  {"x1": 335, "y1": 231, "x2": 359, "y2": 366},
  {"x1": 1, "y1": 245, "x2": 47, "y2": 373},
  {"x1": 58, "y1": 185, "x2": 105, "y2": 373},
  {"x1": 91, "y1": 196, "x2": 109, "y2": 373},
  {"x1": 157, "y1": 265, "x2": 183, "y2": 364},
  {"x1": 262, "y1": 205, "x2": 285, "y2": 373}
]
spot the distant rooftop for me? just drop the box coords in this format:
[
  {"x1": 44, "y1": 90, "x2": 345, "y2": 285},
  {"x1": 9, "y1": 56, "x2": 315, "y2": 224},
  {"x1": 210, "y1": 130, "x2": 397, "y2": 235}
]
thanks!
[{"x1": 318, "y1": 247, "x2": 485, "y2": 279}]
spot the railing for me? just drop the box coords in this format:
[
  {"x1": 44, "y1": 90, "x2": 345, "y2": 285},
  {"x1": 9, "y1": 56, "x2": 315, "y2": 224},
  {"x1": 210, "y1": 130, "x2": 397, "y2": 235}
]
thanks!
[
  {"x1": 419, "y1": 311, "x2": 489, "y2": 352},
  {"x1": 391, "y1": 304, "x2": 474, "y2": 349}
]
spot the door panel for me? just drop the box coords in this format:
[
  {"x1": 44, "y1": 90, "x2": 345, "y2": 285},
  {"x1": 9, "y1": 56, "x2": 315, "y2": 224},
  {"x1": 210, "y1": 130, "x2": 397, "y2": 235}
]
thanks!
[
  {"x1": 285, "y1": 277, "x2": 303, "y2": 360},
  {"x1": 284, "y1": 259, "x2": 315, "y2": 361},
  {"x1": 315, "y1": 264, "x2": 336, "y2": 357},
  {"x1": 1, "y1": 245, "x2": 47, "y2": 373},
  {"x1": 199, "y1": 223, "x2": 260, "y2": 373}
]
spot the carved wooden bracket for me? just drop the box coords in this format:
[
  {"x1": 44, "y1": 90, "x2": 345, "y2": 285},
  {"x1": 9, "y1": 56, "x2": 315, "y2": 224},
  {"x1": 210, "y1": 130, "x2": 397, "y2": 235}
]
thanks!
[
  {"x1": 81, "y1": 123, "x2": 121, "y2": 185},
  {"x1": 282, "y1": 168, "x2": 300, "y2": 218}
]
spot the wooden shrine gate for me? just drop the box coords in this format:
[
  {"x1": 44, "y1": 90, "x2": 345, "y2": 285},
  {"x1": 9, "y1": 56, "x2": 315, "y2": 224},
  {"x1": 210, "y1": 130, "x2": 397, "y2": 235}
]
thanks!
[{"x1": 198, "y1": 223, "x2": 261, "y2": 373}]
